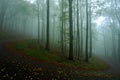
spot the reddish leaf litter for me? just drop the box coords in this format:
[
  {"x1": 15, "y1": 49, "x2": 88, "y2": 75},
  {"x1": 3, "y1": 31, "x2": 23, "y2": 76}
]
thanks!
[{"x1": 0, "y1": 42, "x2": 119, "y2": 80}]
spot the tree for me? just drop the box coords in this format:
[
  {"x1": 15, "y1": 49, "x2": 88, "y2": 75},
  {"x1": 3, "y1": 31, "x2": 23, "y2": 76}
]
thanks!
[
  {"x1": 89, "y1": 0, "x2": 92, "y2": 58},
  {"x1": 36, "y1": 0, "x2": 40, "y2": 44},
  {"x1": 41, "y1": 1, "x2": 45, "y2": 44},
  {"x1": 114, "y1": 0, "x2": 120, "y2": 61},
  {"x1": 0, "y1": 0, "x2": 9, "y2": 31},
  {"x1": 46, "y1": 0, "x2": 50, "y2": 50},
  {"x1": 68, "y1": 0, "x2": 73, "y2": 60},
  {"x1": 59, "y1": 0, "x2": 68, "y2": 54},
  {"x1": 61, "y1": 0, "x2": 64, "y2": 54},
  {"x1": 76, "y1": 0, "x2": 80, "y2": 60},
  {"x1": 85, "y1": 0, "x2": 89, "y2": 62},
  {"x1": 80, "y1": 0, "x2": 83, "y2": 57}
]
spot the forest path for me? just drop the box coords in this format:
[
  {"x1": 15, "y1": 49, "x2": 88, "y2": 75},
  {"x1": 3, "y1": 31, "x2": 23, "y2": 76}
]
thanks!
[
  {"x1": 96, "y1": 54, "x2": 120, "y2": 74},
  {"x1": 0, "y1": 38, "x2": 99, "y2": 80},
  {"x1": 0, "y1": 35, "x2": 120, "y2": 79},
  {"x1": 0, "y1": 39, "x2": 63, "y2": 80}
]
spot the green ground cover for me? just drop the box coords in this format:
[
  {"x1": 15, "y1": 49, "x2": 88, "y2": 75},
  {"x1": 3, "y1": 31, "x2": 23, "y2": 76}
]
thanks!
[{"x1": 11, "y1": 40, "x2": 109, "y2": 71}]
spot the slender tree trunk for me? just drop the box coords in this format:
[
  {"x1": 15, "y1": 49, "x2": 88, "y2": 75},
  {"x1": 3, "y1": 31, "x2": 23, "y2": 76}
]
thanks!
[
  {"x1": 53, "y1": 17, "x2": 55, "y2": 45},
  {"x1": 46, "y1": 0, "x2": 50, "y2": 50},
  {"x1": 80, "y1": 1, "x2": 83, "y2": 57},
  {"x1": 42, "y1": 12, "x2": 44, "y2": 44},
  {"x1": 38, "y1": 7, "x2": 40, "y2": 44},
  {"x1": 64, "y1": 24, "x2": 67, "y2": 54},
  {"x1": 118, "y1": 30, "x2": 120, "y2": 61},
  {"x1": 41, "y1": 4, "x2": 45, "y2": 45},
  {"x1": 111, "y1": 28, "x2": 116, "y2": 59},
  {"x1": 23, "y1": 17, "x2": 27, "y2": 36},
  {"x1": 61, "y1": 0, "x2": 64, "y2": 53},
  {"x1": 85, "y1": 0, "x2": 89, "y2": 62},
  {"x1": 89, "y1": 1, "x2": 92, "y2": 58},
  {"x1": 114, "y1": 0, "x2": 120, "y2": 62},
  {"x1": 68, "y1": 0, "x2": 73, "y2": 60},
  {"x1": 77, "y1": 0, "x2": 80, "y2": 60},
  {"x1": 103, "y1": 29, "x2": 108, "y2": 56},
  {"x1": 73, "y1": 1, "x2": 77, "y2": 58}
]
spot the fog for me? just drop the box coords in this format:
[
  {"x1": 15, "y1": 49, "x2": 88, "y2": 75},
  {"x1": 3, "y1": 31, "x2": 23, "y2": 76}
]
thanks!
[
  {"x1": 0, "y1": 0, "x2": 120, "y2": 62},
  {"x1": 0, "y1": 0, "x2": 120, "y2": 79}
]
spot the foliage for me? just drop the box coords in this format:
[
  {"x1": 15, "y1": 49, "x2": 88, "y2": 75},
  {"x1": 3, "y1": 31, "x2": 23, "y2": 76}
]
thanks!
[
  {"x1": 62, "y1": 57, "x2": 109, "y2": 71},
  {"x1": 10, "y1": 40, "x2": 109, "y2": 71}
]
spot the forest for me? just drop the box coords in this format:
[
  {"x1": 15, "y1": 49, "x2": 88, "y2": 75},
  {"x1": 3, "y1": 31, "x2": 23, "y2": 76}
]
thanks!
[{"x1": 0, "y1": 0, "x2": 120, "y2": 79}]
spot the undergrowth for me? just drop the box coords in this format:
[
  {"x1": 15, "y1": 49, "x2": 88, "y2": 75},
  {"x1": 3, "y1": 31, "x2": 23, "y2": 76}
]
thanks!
[{"x1": 12, "y1": 39, "x2": 109, "y2": 71}]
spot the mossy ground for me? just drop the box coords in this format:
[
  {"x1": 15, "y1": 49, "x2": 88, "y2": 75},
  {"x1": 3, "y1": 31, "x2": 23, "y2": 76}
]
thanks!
[{"x1": 6, "y1": 39, "x2": 109, "y2": 71}]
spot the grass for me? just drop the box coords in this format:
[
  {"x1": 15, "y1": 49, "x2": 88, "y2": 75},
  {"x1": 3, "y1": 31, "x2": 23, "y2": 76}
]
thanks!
[
  {"x1": 8, "y1": 39, "x2": 109, "y2": 71},
  {"x1": 25, "y1": 49, "x2": 49, "y2": 61},
  {"x1": 61, "y1": 57, "x2": 108, "y2": 70},
  {"x1": 14, "y1": 40, "x2": 63, "y2": 62}
]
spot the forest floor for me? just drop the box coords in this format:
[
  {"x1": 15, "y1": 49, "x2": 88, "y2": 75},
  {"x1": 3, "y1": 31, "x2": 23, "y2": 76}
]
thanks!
[
  {"x1": 96, "y1": 54, "x2": 120, "y2": 74},
  {"x1": 0, "y1": 31, "x2": 120, "y2": 80}
]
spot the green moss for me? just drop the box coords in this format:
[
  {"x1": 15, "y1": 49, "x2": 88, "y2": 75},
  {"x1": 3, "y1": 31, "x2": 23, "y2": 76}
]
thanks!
[
  {"x1": 25, "y1": 50, "x2": 49, "y2": 61},
  {"x1": 15, "y1": 44, "x2": 25, "y2": 50},
  {"x1": 61, "y1": 57, "x2": 109, "y2": 70},
  {"x1": 13, "y1": 40, "x2": 109, "y2": 71}
]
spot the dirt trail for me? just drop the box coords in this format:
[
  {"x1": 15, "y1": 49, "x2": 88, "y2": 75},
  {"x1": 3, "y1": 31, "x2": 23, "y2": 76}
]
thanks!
[
  {"x1": 0, "y1": 37, "x2": 120, "y2": 79},
  {"x1": 97, "y1": 54, "x2": 120, "y2": 74}
]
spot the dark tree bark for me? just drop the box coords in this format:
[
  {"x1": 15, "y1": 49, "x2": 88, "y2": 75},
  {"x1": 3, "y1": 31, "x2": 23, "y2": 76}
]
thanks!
[
  {"x1": 85, "y1": 0, "x2": 89, "y2": 62},
  {"x1": 61, "y1": 0, "x2": 64, "y2": 53},
  {"x1": 77, "y1": 0, "x2": 80, "y2": 60},
  {"x1": 68, "y1": 0, "x2": 73, "y2": 60},
  {"x1": 46, "y1": 0, "x2": 50, "y2": 50}
]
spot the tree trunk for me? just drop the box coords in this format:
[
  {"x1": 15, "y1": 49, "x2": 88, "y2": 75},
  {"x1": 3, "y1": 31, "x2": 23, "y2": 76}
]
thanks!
[
  {"x1": 38, "y1": 6, "x2": 40, "y2": 44},
  {"x1": 46, "y1": 0, "x2": 50, "y2": 50},
  {"x1": 61, "y1": 0, "x2": 64, "y2": 53},
  {"x1": 103, "y1": 29, "x2": 108, "y2": 56},
  {"x1": 77, "y1": 0, "x2": 80, "y2": 60},
  {"x1": 85, "y1": 0, "x2": 89, "y2": 62},
  {"x1": 111, "y1": 27, "x2": 116, "y2": 59},
  {"x1": 80, "y1": 0, "x2": 83, "y2": 57},
  {"x1": 0, "y1": 2, "x2": 8, "y2": 31},
  {"x1": 118, "y1": 31, "x2": 120, "y2": 61},
  {"x1": 89, "y1": 1, "x2": 92, "y2": 58},
  {"x1": 68, "y1": 0, "x2": 73, "y2": 60}
]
